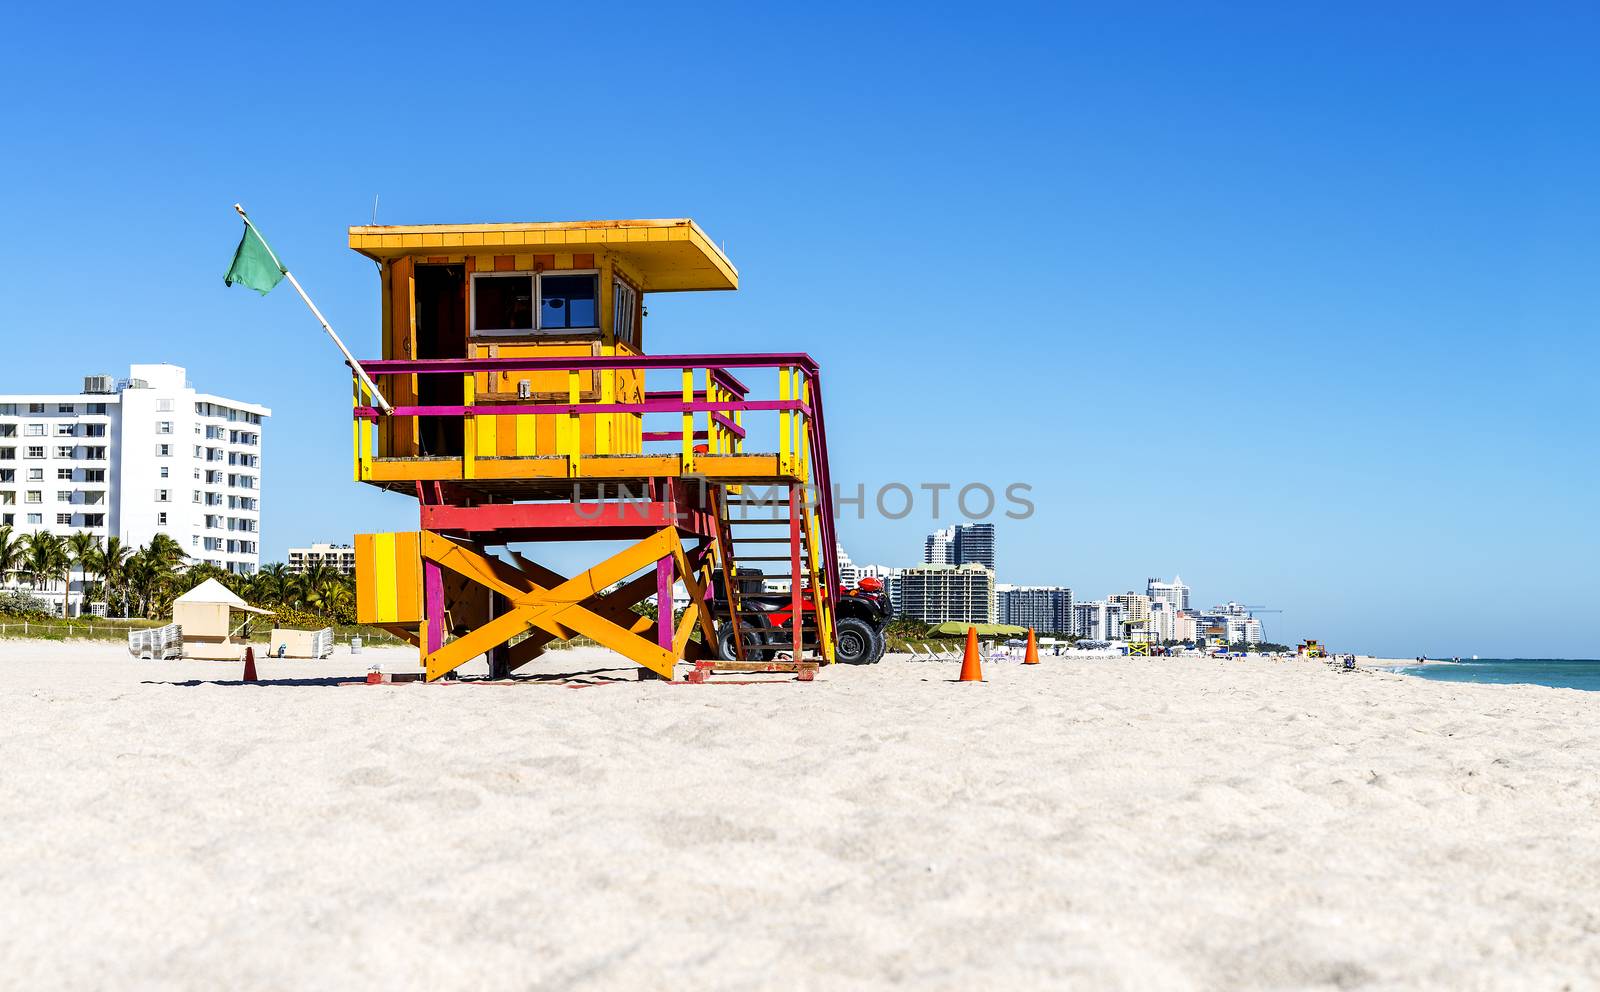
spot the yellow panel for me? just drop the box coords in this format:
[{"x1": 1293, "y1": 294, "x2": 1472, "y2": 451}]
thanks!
[
  {"x1": 373, "y1": 531, "x2": 397, "y2": 622},
  {"x1": 514, "y1": 254, "x2": 532, "y2": 269},
  {"x1": 442, "y1": 232, "x2": 462, "y2": 247},
  {"x1": 515, "y1": 414, "x2": 536, "y2": 456},
  {"x1": 401, "y1": 233, "x2": 424, "y2": 247},
  {"x1": 555, "y1": 252, "x2": 573, "y2": 269}
]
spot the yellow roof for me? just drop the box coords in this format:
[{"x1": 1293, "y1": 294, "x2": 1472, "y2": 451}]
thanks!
[{"x1": 347, "y1": 218, "x2": 737, "y2": 292}]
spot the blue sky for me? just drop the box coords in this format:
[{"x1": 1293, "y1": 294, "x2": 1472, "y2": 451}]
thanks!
[{"x1": 2, "y1": 3, "x2": 1596, "y2": 657}]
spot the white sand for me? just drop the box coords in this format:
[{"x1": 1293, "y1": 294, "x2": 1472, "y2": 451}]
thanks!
[{"x1": 2, "y1": 640, "x2": 1598, "y2": 990}]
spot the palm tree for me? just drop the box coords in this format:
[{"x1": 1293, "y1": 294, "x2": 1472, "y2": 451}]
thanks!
[
  {"x1": 65, "y1": 531, "x2": 100, "y2": 617},
  {"x1": 23, "y1": 532, "x2": 70, "y2": 616},
  {"x1": 0, "y1": 525, "x2": 20, "y2": 589},
  {"x1": 94, "y1": 536, "x2": 133, "y2": 617},
  {"x1": 145, "y1": 532, "x2": 186, "y2": 574},
  {"x1": 253, "y1": 562, "x2": 293, "y2": 606},
  {"x1": 308, "y1": 570, "x2": 353, "y2": 616},
  {"x1": 125, "y1": 548, "x2": 168, "y2": 618}
]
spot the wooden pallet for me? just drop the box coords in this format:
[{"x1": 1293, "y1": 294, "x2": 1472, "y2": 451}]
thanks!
[{"x1": 685, "y1": 659, "x2": 818, "y2": 683}]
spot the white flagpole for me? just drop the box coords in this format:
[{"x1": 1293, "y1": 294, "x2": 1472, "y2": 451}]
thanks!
[{"x1": 232, "y1": 204, "x2": 393, "y2": 414}]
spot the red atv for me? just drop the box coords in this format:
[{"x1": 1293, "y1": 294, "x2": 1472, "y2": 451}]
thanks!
[{"x1": 710, "y1": 573, "x2": 892, "y2": 665}]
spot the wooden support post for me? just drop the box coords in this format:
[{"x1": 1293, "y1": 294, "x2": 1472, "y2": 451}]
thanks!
[
  {"x1": 656, "y1": 555, "x2": 674, "y2": 651},
  {"x1": 790, "y1": 483, "x2": 803, "y2": 660},
  {"x1": 422, "y1": 559, "x2": 445, "y2": 669},
  {"x1": 488, "y1": 590, "x2": 511, "y2": 678}
]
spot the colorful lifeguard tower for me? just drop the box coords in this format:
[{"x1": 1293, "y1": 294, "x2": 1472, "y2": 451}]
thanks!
[{"x1": 346, "y1": 219, "x2": 839, "y2": 681}]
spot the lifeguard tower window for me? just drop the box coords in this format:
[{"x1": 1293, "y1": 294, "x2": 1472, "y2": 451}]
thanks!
[
  {"x1": 540, "y1": 273, "x2": 597, "y2": 329},
  {"x1": 469, "y1": 271, "x2": 599, "y2": 336},
  {"x1": 472, "y1": 272, "x2": 535, "y2": 334},
  {"x1": 613, "y1": 279, "x2": 639, "y2": 348}
]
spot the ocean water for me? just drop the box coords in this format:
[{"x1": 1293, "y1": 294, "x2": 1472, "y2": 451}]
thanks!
[{"x1": 1397, "y1": 658, "x2": 1600, "y2": 692}]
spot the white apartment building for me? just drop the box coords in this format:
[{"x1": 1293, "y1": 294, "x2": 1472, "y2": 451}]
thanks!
[
  {"x1": 1072, "y1": 601, "x2": 1102, "y2": 641},
  {"x1": 1147, "y1": 575, "x2": 1190, "y2": 611},
  {"x1": 0, "y1": 365, "x2": 269, "y2": 596},
  {"x1": 287, "y1": 543, "x2": 356, "y2": 575}
]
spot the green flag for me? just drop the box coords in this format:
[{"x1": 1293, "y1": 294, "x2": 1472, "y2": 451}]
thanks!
[{"x1": 224, "y1": 221, "x2": 285, "y2": 295}]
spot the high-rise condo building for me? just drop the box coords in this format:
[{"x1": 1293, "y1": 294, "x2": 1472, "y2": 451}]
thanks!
[
  {"x1": 997, "y1": 584, "x2": 1074, "y2": 633},
  {"x1": 953, "y1": 523, "x2": 996, "y2": 573},
  {"x1": 899, "y1": 563, "x2": 996, "y2": 624},
  {"x1": 923, "y1": 522, "x2": 996, "y2": 573}
]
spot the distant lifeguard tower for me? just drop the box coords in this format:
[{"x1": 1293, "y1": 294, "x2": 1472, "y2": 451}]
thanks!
[{"x1": 346, "y1": 219, "x2": 839, "y2": 681}]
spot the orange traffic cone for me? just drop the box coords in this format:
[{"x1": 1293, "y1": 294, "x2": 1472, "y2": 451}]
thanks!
[
  {"x1": 958, "y1": 626, "x2": 983, "y2": 682},
  {"x1": 1024, "y1": 628, "x2": 1040, "y2": 665},
  {"x1": 242, "y1": 646, "x2": 258, "y2": 683}
]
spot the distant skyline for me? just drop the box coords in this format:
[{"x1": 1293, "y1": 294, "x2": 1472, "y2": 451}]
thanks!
[{"x1": 2, "y1": 5, "x2": 1596, "y2": 657}]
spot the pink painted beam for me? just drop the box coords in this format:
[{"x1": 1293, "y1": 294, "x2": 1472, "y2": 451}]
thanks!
[
  {"x1": 357, "y1": 352, "x2": 820, "y2": 376},
  {"x1": 421, "y1": 501, "x2": 699, "y2": 532},
  {"x1": 353, "y1": 400, "x2": 806, "y2": 420}
]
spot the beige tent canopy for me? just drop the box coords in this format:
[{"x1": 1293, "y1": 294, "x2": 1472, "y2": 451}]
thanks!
[
  {"x1": 174, "y1": 578, "x2": 273, "y2": 614},
  {"x1": 173, "y1": 579, "x2": 271, "y2": 659}
]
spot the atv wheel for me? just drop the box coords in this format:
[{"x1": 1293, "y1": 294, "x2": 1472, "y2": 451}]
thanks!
[
  {"x1": 867, "y1": 623, "x2": 887, "y2": 663},
  {"x1": 835, "y1": 617, "x2": 877, "y2": 665},
  {"x1": 717, "y1": 621, "x2": 771, "y2": 661}
]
